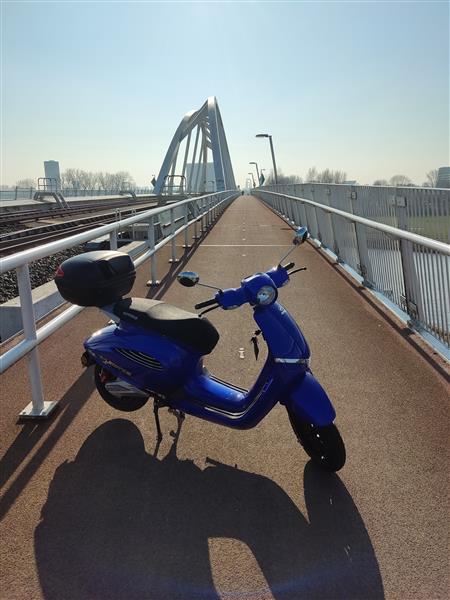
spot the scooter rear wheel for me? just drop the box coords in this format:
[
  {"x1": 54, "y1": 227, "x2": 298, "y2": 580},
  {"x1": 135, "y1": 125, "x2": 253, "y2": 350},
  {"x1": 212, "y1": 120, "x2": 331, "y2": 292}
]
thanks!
[
  {"x1": 288, "y1": 411, "x2": 346, "y2": 472},
  {"x1": 94, "y1": 364, "x2": 149, "y2": 412}
]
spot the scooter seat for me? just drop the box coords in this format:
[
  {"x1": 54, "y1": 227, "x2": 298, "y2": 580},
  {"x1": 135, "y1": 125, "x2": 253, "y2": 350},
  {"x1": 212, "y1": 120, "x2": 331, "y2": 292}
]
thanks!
[{"x1": 113, "y1": 297, "x2": 219, "y2": 355}]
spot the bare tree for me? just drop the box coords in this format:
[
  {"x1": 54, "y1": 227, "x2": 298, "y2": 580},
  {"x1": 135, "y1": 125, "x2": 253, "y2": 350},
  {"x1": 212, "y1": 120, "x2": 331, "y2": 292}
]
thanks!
[
  {"x1": 304, "y1": 167, "x2": 347, "y2": 184},
  {"x1": 373, "y1": 179, "x2": 389, "y2": 186},
  {"x1": 60, "y1": 168, "x2": 135, "y2": 191},
  {"x1": 306, "y1": 167, "x2": 318, "y2": 182},
  {"x1": 265, "y1": 169, "x2": 302, "y2": 185},
  {"x1": 426, "y1": 169, "x2": 439, "y2": 188},
  {"x1": 389, "y1": 174, "x2": 412, "y2": 187},
  {"x1": 16, "y1": 178, "x2": 35, "y2": 187}
]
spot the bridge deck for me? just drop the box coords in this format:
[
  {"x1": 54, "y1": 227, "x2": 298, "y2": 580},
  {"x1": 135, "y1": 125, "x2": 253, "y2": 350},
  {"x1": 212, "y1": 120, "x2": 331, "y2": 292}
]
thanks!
[{"x1": 1, "y1": 196, "x2": 448, "y2": 599}]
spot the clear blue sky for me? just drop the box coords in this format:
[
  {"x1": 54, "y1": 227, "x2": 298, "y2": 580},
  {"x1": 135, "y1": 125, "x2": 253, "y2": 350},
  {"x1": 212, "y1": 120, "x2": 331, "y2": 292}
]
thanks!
[{"x1": 2, "y1": 1, "x2": 449, "y2": 187}]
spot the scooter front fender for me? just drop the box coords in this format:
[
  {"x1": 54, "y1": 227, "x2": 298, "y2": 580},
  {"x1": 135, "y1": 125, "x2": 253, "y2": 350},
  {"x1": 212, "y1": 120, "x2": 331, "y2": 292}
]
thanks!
[{"x1": 285, "y1": 371, "x2": 336, "y2": 426}]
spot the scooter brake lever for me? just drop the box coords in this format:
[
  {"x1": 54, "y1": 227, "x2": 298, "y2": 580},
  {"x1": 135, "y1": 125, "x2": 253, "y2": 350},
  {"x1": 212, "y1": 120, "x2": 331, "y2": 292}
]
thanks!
[
  {"x1": 199, "y1": 305, "x2": 220, "y2": 317},
  {"x1": 288, "y1": 267, "x2": 307, "y2": 276}
]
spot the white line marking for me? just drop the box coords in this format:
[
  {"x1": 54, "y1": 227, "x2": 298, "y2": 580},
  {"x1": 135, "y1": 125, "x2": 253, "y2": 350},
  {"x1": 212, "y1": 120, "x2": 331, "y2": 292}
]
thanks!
[{"x1": 199, "y1": 244, "x2": 291, "y2": 247}]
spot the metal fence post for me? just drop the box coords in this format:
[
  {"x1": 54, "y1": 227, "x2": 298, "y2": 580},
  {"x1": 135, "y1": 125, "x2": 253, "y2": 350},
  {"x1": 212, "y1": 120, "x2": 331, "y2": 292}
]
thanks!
[
  {"x1": 17, "y1": 264, "x2": 57, "y2": 419},
  {"x1": 319, "y1": 189, "x2": 337, "y2": 254},
  {"x1": 183, "y1": 204, "x2": 190, "y2": 248},
  {"x1": 169, "y1": 207, "x2": 179, "y2": 263},
  {"x1": 395, "y1": 194, "x2": 426, "y2": 326},
  {"x1": 292, "y1": 199, "x2": 301, "y2": 227},
  {"x1": 350, "y1": 190, "x2": 374, "y2": 287},
  {"x1": 299, "y1": 200, "x2": 310, "y2": 231},
  {"x1": 146, "y1": 215, "x2": 159, "y2": 286},
  {"x1": 207, "y1": 198, "x2": 212, "y2": 227},
  {"x1": 200, "y1": 199, "x2": 206, "y2": 233},
  {"x1": 192, "y1": 201, "x2": 200, "y2": 240}
]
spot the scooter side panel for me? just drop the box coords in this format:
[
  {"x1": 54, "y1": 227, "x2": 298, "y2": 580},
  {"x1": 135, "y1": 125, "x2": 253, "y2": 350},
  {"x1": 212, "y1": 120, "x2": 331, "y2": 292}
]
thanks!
[
  {"x1": 285, "y1": 371, "x2": 336, "y2": 426},
  {"x1": 85, "y1": 323, "x2": 201, "y2": 394}
]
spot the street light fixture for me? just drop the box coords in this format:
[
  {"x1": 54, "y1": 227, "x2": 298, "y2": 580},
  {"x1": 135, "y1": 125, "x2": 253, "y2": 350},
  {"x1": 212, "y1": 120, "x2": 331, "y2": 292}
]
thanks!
[
  {"x1": 249, "y1": 162, "x2": 260, "y2": 186},
  {"x1": 248, "y1": 172, "x2": 256, "y2": 187},
  {"x1": 255, "y1": 133, "x2": 278, "y2": 185}
]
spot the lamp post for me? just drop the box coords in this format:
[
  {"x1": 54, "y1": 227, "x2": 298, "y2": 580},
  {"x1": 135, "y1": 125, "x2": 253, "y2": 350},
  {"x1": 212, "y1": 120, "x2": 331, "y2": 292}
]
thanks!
[
  {"x1": 248, "y1": 172, "x2": 256, "y2": 188},
  {"x1": 249, "y1": 162, "x2": 260, "y2": 186},
  {"x1": 255, "y1": 133, "x2": 278, "y2": 185}
]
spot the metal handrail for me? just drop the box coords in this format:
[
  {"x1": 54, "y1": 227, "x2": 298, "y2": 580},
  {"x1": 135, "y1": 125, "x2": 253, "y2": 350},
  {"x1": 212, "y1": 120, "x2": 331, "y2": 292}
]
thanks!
[
  {"x1": 257, "y1": 190, "x2": 450, "y2": 255},
  {"x1": 0, "y1": 190, "x2": 239, "y2": 418}
]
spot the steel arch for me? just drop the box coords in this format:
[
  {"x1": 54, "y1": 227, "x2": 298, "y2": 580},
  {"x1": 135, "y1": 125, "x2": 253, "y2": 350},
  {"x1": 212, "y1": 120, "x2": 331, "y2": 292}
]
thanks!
[{"x1": 154, "y1": 97, "x2": 236, "y2": 196}]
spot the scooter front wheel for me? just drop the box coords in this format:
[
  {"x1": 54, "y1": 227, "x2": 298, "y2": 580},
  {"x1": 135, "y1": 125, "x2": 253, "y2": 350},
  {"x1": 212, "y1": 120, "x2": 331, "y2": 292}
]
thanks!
[
  {"x1": 94, "y1": 364, "x2": 149, "y2": 412},
  {"x1": 288, "y1": 410, "x2": 346, "y2": 472}
]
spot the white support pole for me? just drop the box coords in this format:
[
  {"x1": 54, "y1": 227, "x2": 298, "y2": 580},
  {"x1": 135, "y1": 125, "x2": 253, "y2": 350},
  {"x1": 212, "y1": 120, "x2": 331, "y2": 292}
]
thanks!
[
  {"x1": 396, "y1": 197, "x2": 426, "y2": 325},
  {"x1": 169, "y1": 207, "x2": 179, "y2": 263},
  {"x1": 351, "y1": 192, "x2": 374, "y2": 287},
  {"x1": 192, "y1": 200, "x2": 200, "y2": 240},
  {"x1": 183, "y1": 203, "x2": 190, "y2": 248},
  {"x1": 146, "y1": 215, "x2": 159, "y2": 286},
  {"x1": 201, "y1": 198, "x2": 207, "y2": 232},
  {"x1": 109, "y1": 228, "x2": 118, "y2": 250},
  {"x1": 17, "y1": 264, "x2": 57, "y2": 419}
]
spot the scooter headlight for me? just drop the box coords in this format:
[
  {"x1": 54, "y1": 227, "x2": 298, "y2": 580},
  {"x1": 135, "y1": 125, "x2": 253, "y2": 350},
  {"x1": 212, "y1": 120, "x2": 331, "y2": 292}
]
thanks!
[{"x1": 256, "y1": 285, "x2": 277, "y2": 305}]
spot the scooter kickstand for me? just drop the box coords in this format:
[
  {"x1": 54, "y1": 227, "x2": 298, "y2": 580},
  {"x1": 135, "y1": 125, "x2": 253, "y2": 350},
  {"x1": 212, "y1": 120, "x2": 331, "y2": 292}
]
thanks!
[
  {"x1": 168, "y1": 407, "x2": 185, "y2": 427},
  {"x1": 153, "y1": 399, "x2": 163, "y2": 441}
]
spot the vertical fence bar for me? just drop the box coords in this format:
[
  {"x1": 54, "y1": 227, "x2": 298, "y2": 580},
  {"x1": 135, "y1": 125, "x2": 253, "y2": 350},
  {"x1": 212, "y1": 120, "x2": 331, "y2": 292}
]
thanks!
[
  {"x1": 350, "y1": 192, "x2": 374, "y2": 287},
  {"x1": 396, "y1": 197, "x2": 426, "y2": 326},
  {"x1": 200, "y1": 199, "x2": 206, "y2": 232},
  {"x1": 183, "y1": 204, "x2": 190, "y2": 248},
  {"x1": 17, "y1": 264, "x2": 57, "y2": 418},
  {"x1": 292, "y1": 199, "x2": 301, "y2": 226},
  {"x1": 207, "y1": 198, "x2": 212, "y2": 227},
  {"x1": 193, "y1": 200, "x2": 200, "y2": 240},
  {"x1": 169, "y1": 207, "x2": 179, "y2": 263},
  {"x1": 146, "y1": 215, "x2": 159, "y2": 286},
  {"x1": 109, "y1": 229, "x2": 118, "y2": 250}
]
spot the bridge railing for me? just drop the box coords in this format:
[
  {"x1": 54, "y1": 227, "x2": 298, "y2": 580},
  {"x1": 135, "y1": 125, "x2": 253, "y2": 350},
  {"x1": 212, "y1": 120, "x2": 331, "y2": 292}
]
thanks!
[
  {"x1": 254, "y1": 189, "x2": 450, "y2": 355},
  {"x1": 0, "y1": 190, "x2": 239, "y2": 418},
  {"x1": 262, "y1": 183, "x2": 449, "y2": 243}
]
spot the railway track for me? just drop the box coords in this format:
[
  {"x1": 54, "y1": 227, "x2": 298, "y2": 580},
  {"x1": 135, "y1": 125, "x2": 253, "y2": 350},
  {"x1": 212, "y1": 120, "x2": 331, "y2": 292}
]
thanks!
[
  {"x1": 0, "y1": 204, "x2": 157, "y2": 257},
  {"x1": 0, "y1": 196, "x2": 157, "y2": 228}
]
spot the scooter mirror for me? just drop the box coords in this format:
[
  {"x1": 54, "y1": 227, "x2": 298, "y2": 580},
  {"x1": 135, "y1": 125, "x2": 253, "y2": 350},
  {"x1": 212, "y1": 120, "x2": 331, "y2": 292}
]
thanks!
[
  {"x1": 177, "y1": 271, "x2": 200, "y2": 287},
  {"x1": 293, "y1": 226, "x2": 308, "y2": 245}
]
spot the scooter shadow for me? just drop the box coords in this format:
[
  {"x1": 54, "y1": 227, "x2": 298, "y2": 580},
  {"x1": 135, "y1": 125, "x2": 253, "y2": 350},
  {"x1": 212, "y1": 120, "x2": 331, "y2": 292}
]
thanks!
[{"x1": 34, "y1": 419, "x2": 384, "y2": 600}]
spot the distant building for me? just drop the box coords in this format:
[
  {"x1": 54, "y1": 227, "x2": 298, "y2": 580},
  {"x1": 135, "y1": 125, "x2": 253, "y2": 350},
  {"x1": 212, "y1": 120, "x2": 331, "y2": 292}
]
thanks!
[
  {"x1": 44, "y1": 160, "x2": 61, "y2": 190},
  {"x1": 436, "y1": 167, "x2": 450, "y2": 188},
  {"x1": 185, "y1": 163, "x2": 216, "y2": 192}
]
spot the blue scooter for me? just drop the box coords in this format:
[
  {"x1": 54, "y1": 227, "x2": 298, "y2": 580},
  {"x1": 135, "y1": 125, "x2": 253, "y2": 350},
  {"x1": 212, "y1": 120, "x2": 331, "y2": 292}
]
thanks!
[{"x1": 55, "y1": 226, "x2": 345, "y2": 471}]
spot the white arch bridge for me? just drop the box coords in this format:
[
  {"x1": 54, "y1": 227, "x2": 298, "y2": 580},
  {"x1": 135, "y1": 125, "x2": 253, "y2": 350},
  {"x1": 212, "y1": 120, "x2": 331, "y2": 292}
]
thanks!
[{"x1": 153, "y1": 96, "x2": 236, "y2": 196}]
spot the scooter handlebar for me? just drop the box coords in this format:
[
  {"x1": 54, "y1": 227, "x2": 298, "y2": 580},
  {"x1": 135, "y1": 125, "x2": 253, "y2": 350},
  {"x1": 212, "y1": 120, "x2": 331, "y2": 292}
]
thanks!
[{"x1": 195, "y1": 298, "x2": 218, "y2": 310}]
